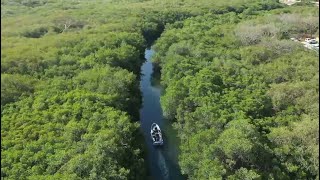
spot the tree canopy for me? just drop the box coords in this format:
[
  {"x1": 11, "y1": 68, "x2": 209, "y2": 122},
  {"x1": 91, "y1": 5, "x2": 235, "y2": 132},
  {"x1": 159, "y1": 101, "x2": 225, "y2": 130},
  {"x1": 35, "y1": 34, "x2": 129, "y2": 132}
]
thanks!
[
  {"x1": 1, "y1": 0, "x2": 319, "y2": 179},
  {"x1": 153, "y1": 5, "x2": 319, "y2": 180}
]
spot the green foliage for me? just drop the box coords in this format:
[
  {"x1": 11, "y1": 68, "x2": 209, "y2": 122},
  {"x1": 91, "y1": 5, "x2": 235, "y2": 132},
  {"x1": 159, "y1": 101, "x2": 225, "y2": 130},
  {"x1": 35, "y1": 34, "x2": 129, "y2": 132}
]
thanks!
[
  {"x1": 1, "y1": 89, "x2": 144, "y2": 179},
  {"x1": 1, "y1": 74, "x2": 37, "y2": 106},
  {"x1": 1, "y1": 0, "x2": 319, "y2": 179},
  {"x1": 227, "y1": 168, "x2": 261, "y2": 180},
  {"x1": 268, "y1": 116, "x2": 319, "y2": 179},
  {"x1": 153, "y1": 4, "x2": 319, "y2": 179},
  {"x1": 21, "y1": 26, "x2": 48, "y2": 38},
  {"x1": 1, "y1": 1, "x2": 150, "y2": 179}
]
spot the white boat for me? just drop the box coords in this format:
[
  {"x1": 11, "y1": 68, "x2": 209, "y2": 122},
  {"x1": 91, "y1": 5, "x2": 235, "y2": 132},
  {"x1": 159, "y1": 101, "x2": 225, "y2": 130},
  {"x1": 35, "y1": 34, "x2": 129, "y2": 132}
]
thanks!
[{"x1": 150, "y1": 123, "x2": 163, "y2": 146}]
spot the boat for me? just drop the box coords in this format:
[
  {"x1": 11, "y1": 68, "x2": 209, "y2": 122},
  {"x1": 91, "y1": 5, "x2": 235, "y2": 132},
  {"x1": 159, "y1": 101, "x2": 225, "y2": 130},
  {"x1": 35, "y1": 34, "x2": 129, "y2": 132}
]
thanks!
[{"x1": 150, "y1": 123, "x2": 163, "y2": 146}]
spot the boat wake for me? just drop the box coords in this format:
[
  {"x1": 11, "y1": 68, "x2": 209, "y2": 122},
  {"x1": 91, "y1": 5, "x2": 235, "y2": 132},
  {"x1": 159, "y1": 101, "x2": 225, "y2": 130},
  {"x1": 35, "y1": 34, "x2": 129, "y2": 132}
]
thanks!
[{"x1": 157, "y1": 150, "x2": 170, "y2": 180}]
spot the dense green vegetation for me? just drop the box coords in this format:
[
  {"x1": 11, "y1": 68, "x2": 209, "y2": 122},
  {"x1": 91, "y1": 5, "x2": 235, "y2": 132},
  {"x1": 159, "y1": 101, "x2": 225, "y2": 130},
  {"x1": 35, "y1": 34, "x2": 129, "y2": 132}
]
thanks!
[
  {"x1": 1, "y1": 0, "x2": 319, "y2": 179},
  {"x1": 153, "y1": 5, "x2": 319, "y2": 180},
  {"x1": 1, "y1": 1, "x2": 152, "y2": 179}
]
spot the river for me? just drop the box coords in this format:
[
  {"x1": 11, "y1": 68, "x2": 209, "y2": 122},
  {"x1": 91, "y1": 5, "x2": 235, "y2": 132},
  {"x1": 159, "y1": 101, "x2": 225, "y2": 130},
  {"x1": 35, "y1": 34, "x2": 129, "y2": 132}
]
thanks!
[{"x1": 139, "y1": 48, "x2": 185, "y2": 180}]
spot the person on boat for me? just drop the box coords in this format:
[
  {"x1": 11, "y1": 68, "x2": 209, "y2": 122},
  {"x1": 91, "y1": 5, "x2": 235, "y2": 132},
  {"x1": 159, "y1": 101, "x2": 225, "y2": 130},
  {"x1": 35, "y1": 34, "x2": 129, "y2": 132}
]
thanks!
[
  {"x1": 151, "y1": 131, "x2": 157, "y2": 141},
  {"x1": 155, "y1": 134, "x2": 159, "y2": 141},
  {"x1": 154, "y1": 127, "x2": 159, "y2": 133}
]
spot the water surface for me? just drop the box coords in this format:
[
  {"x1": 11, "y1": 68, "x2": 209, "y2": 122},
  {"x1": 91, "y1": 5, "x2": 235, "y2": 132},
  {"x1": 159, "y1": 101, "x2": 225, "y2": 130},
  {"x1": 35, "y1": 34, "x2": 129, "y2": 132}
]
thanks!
[{"x1": 139, "y1": 49, "x2": 185, "y2": 180}]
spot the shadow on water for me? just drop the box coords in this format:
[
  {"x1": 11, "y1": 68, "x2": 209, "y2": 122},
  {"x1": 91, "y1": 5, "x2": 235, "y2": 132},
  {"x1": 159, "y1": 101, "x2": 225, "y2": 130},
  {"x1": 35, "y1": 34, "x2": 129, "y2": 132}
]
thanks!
[
  {"x1": 150, "y1": 63, "x2": 162, "y2": 88},
  {"x1": 139, "y1": 48, "x2": 185, "y2": 180}
]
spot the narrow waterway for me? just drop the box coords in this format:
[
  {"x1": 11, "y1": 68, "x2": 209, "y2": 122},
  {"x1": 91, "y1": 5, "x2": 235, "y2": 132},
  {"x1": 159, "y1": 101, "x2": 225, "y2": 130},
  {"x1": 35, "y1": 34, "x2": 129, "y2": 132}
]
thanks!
[{"x1": 139, "y1": 48, "x2": 185, "y2": 180}]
